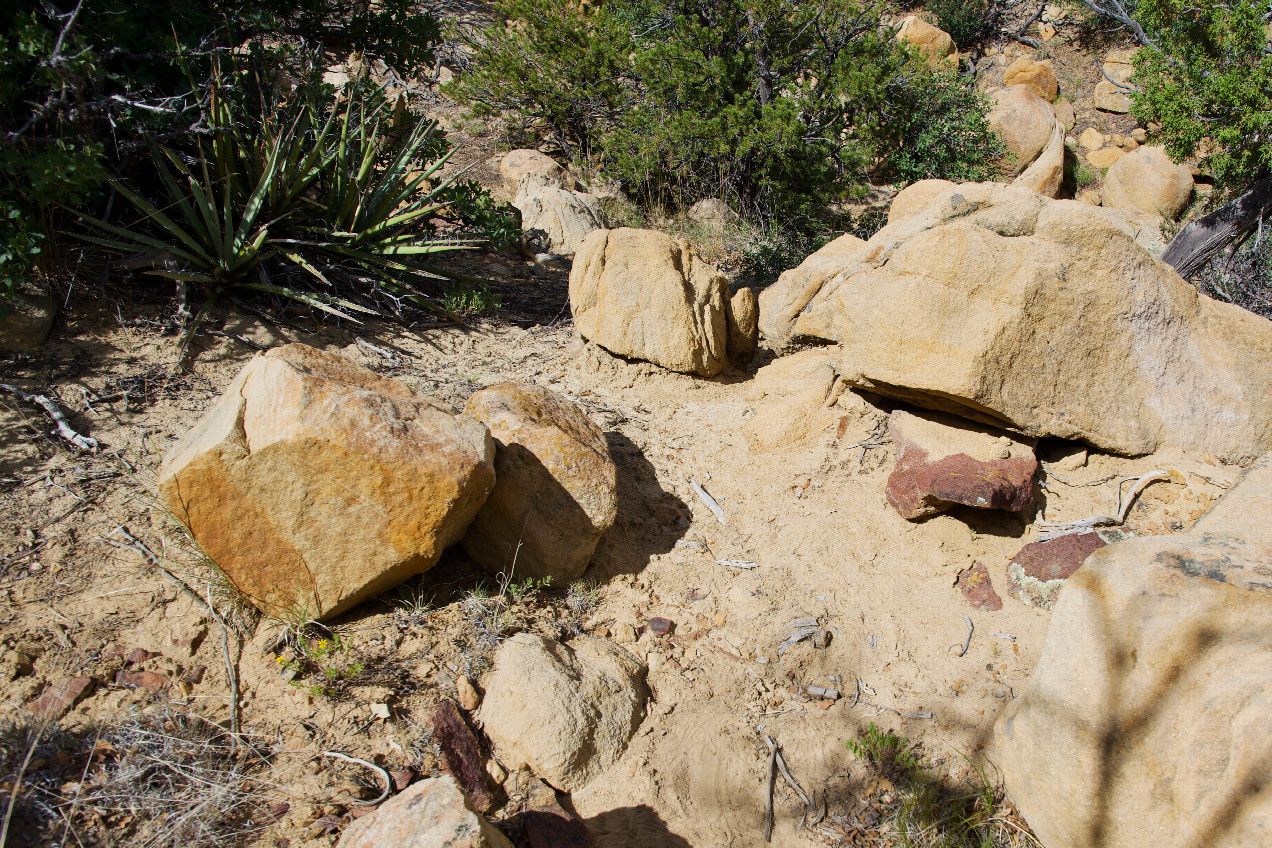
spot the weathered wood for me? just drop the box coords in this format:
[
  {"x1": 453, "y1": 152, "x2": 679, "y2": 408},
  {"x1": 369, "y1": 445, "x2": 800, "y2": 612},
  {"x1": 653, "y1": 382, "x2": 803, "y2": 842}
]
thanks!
[{"x1": 1163, "y1": 173, "x2": 1272, "y2": 279}]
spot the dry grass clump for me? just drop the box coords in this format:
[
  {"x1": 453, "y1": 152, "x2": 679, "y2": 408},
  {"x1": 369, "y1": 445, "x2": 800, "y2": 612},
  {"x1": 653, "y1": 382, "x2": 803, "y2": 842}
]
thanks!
[{"x1": 1, "y1": 712, "x2": 277, "y2": 848}]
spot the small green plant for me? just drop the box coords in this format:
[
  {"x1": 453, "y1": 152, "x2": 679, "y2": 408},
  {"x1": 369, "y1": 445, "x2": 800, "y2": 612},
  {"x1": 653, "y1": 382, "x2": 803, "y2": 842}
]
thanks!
[
  {"x1": 927, "y1": 0, "x2": 992, "y2": 47},
  {"x1": 846, "y1": 722, "x2": 923, "y2": 782},
  {"x1": 276, "y1": 630, "x2": 365, "y2": 696},
  {"x1": 441, "y1": 283, "x2": 502, "y2": 316},
  {"x1": 1073, "y1": 162, "x2": 1100, "y2": 187}
]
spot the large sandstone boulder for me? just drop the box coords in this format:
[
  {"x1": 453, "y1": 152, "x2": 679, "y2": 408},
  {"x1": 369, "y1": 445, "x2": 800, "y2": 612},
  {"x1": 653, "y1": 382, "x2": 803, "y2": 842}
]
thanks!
[
  {"x1": 888, "y1": 179, "x2": 957, "y2": 226},
  {"x1": 1101, "y1": 145, "x2": 1194, "y2": 219},
  {"x1": 461, "y1": 382, "x2": 617, "y2": 582},
  {"x1": 500, "y1": 149, "x2": 567, "y2": 194},
  {"x1": 896, "y1": 15, "x2": 956, "y2": 65},
  {"x1": 886, "y1": 409, "x2": 1037, "y2": 520},
  {"x1": 757, "y1": 231, "x2": 866, "y2": 349},
  {"x1": 994, "y1": 452, "x2": 1272, "y2": 848},
  {"x1": 1012, "y1": 118, "x2": 1064, "y2": 197},
  {"x1": 514, "y1": 180, "x2": 607, "y2": 256},
  {"x1": 336, "y1": 775, "x2": 513, "y2": 848},
  {"x1": 479, "y1": 634, "x2": 647, "y2": 791},
  {"x1": 159, "y1": 344, "x2": 495, "y2": 620},
  {"x1": 987, "y1": 86, "x2": 1057, "y2": 176},
  {"x1": 1003, "y1": 57, "x2": 1058, "y2": 101},
  {"x1": 570, "y1": 228, "x2": 731, "y2": 376},
  {"x1": 763, "y1": 182, "x2": 1272, "y2": 463}
]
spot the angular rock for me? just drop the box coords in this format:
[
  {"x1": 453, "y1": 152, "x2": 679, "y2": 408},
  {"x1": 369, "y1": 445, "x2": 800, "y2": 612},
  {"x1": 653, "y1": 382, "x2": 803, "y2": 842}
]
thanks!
[
  {"x1": 742, "y1": 349, "x2": 847, "y2": 451},
  {"x1": 988, "y1": 86, "x2": 1057, "y2": 176},
  {"x1": 994, "y1": 452, "x2": 1272, "y2": 848},
  {"x1": 764, "y1": 182, "x2": 1272, "y2": 463},
  {"x1": 1003, "y1": 57, "x2": 1058, "y2": 101},
  {"x1": 570, "y1": 228, "x2": 729, "y2": 376},
  {"x1": 461, "y1": 382, "x2": 617, "y2": 582},
  {"x1": 888, "y1": 179, "x2": 957, "y2": 226},
  {"x1": 0, "y1": 281, "x2": 55, "y2": 352},
  {"x1": 335, "y1": 775, "x2": 513, "y2": 848},
  {"x1": 1078, "y1": 127, "x2": 1105, "y2": 150},
  {"x1": 885, "y1": 409, "x2": 1037, "y2": 520},
  {"x1": 757, "y1": 232, "x2": 866, "y2": 348},
  {"x1": 1006, "y1": 528, "x2": 1132, "y2": 609},
  {"x1": 514, "y1": 181, "x2": 607, "y2": 256},
  {"x1": 1101, "y1": 145, "x2": 1194, "y2": 219},
  {"x1": 1052, "y1": 97, "x2": 1075, "y2": 132},
  {"x1": 500, "y1": 149, "x2": 566, "y2": 194},
  {"x1": 896, "y1": 15, "x2": 956, "y2": 64},
  {"x1": 478, "y1": 634, "x2": 647, "y2": 791},
  {"x1": 159, "y1": 344, "x2": 495, "y2": 620},
  {"x1": 726, "y1": 287, "x2": 758, "y2": 366},
  {"x1": 27, "y1": 677, "x2": 92, "y2": 722},
  {"x1": 432, "y1": 699, "x2": 496, "y2": 813},
  {"x1": 1012, "y1": 119, "x2": 1064, "y2": 198},
  {"x1": 1086, "y1": 145, "x2": 1126, "y2": 169},
  {"x1": 1094, "y1": 61, "x2": 1136, "y2": 113},
  {"x1": 955, "y1": 562, "x2": 1003, "y2": 611}
]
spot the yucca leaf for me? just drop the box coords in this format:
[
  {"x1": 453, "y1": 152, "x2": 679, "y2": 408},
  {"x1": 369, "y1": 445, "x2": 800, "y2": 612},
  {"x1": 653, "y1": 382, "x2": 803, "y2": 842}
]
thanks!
[{"x1": 236, "y1": 282, "x2": 365, "y2": 323}]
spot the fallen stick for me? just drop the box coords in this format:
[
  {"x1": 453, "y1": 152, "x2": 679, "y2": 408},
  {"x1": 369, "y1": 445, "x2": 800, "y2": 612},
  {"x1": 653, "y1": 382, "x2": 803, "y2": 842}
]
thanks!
[
  {"x1": 1036, "y1": 469, "x2": 1171, "y2": 539},
  {"x1": 763, "y1": 740, "x2": 777, "y2": 842},
  {"x1": 957, "y1": 615, "x2": 973, "y2": 657},
  {"x1": 1, "y1": 384, "x2": 98, "y2": 451},
  {"x1": 716, "y1": 559, "x2": 759, "y2": 569},
  {"x1": 690, "y1": 478, "x2": 727, "y2": 525},
  {"x1": 765, "y1": 735, "x2": 811, "y2": 808},
  {"x1": 322, "y1": 751, "x2": 392, "y2": 806}
]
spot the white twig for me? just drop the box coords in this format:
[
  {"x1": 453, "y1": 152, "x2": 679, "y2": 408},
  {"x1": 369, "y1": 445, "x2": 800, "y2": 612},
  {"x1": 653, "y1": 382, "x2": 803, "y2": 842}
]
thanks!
[
  {"x1": 1, "y1": 384, "x2": 98, "y2": 451},
  {"x1": 716, "y1": 559, "x2": 759, "y2": 569},
  {"x1": 957, "y1": 615, "x2": 973, "y2": 657},
  {"x1": 690, "y1": 478, "x2": 727, "y2": 525},
  {"x1": 322, "y1": 752, "x2": 391, "y2": 806},
  {"x1": 1036, "y1": 470, "x2": 1171, "y2": 539}
]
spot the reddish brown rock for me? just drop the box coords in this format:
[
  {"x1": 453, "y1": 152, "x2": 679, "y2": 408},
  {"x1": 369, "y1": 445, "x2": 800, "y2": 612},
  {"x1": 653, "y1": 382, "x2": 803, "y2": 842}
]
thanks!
[
  {"x1": 955, "y1": 562, "x2": 1003, "y2": 611},
  {"x1": 886, "y1": 409, "x2": 1038, "y2": 520},
  {"x1": 431, "y1": 699, "x2": 496, "y2": 812},
  {"x1": 27, "y1": 677, "x2": 93, "y2": 721},
  {"x1": 115, "y1": 669, "x2": 171, "y2": 691},
  {"x1": 1007, "y1": 528, "x2": 1132, "y2": 609}
]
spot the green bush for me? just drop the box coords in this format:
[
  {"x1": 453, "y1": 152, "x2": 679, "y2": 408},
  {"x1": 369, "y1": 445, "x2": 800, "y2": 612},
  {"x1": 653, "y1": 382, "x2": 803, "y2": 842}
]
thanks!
[
  {"x1": 450, "y1": 0, "x2": 1000, "y2": 225},
  {"x1": 876, "y1": 73, "x2": 1004, "y2": 186},
  {"x1": 927, "y1": 0, "x2": 991, "y2": 47}
]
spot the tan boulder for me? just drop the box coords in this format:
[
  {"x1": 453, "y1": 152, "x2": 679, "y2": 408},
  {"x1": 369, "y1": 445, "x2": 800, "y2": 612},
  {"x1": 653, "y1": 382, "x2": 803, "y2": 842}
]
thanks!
[
  {"x1": 726, "y1": 286, "x2": 759, "y2": 365},
  {"x1": 513, "y1": 181, "x2": 607, "y2": 256},
  {"x1": 1094, "y1": 60, "x2": 1136, "y2": 113},
  {"x1": 1003, "y1": 57, "x2": 1058, "y2": 101},
  {"x1": 743, "y1": 349, "x2": 848, "y2": 451},
  {"x1": 994, "y1": 452, "x2": 1272, "y2": 848},
  {"x1": 1101, "y1": 145, "x2": 1194, "y2": 219},
  {"x1": 757, "y1": 231, "x2": 866, "y2": 348},
  {"x1": 765, "y1": 182, "x2": 1272, "y2": 463},
  {"x1": 1052, "y1": 97, "x2": 1075, "y2": 132},
  {"x1": 159, "y1": 344, "x2": 495, "y2": 620},
  {"x1": 336, "y1": 775, "x2": 513, "y2": 848},
  {"x1": 988, "y1": 85, "x2": 1058, "y2": 175},
  {"x1": 1078, "y1": 127, "x2": 1105, "y2": 150},
  {"x1": 886, "y1": 409, "x2": 1037, "y2": 520},
  {"x1": 461, "y1": 383, "x2": 617, "y2": 582},
  {"x1": 896, "y1": 15, "x2": 956, "y2": 64},
  {"x1": 888, "y1": 179, "x2": 957, "y2": 225},
  {"x1": 1086, "y1": 145, "x2": 1127, "y2": 169},
  {"x1": 569, "y1": 228, "x2": 730, "y2": 376},
  {"x1": 500, "y1": 149, "x2": 566, "y2": 194},
  {"x1": 1012, "y1": 119, "x2": 1065, "y2": 197},
  {"x1": 479, "y1": 633, "x2": 647, "y2": 791}
]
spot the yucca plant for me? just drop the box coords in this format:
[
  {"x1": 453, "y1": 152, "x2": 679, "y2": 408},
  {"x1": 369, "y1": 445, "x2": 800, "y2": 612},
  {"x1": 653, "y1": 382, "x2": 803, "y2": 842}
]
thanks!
[{"x1": 70, "y1": 60, "x2": 495, "y2": 363}]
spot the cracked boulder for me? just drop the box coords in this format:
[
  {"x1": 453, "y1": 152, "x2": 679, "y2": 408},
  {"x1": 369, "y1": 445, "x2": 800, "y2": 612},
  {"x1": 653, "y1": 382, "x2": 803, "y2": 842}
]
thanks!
[
  {"x1": 995, "y1": 452, "x2": 1272, "y2": 848},
  {"x1": 159, "y1": 344, "x2": 495, "y2": 620},
  {"x1": 885, "y1": 408, "x2": 1037, "y2": 520}
]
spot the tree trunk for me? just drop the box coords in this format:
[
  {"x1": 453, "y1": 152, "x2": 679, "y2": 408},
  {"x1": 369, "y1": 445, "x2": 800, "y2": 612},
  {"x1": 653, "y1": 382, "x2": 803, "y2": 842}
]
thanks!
[{"x1": 1162, "y1": 173, "x2": 1272, "y2": 279}]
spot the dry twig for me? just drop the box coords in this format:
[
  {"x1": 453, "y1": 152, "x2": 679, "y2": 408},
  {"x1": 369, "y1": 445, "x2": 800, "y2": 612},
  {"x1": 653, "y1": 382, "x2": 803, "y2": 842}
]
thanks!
[
  {"x1": 321, "y1": 751, "x2": 391, "y2": 806},
  {"x1": 1, "y1": 383, "x2": 98, "y2": 451}
]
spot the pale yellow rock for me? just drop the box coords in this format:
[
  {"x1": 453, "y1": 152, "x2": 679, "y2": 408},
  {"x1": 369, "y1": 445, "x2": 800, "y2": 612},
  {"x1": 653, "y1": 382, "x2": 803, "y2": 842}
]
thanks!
[
  {"x1": 499, "y1": 149, "x2": 566, "y2": 194},
  {"x1": 456, "y1": 675, "x2": 481, "y2": 711},
  {"x1": 988, "y1": 86, "x2": 1057, "y2": 176},
  {"x1": 337, "y1": 776, "x2": 512, "y2": 848},
  {"x1": 768, "y1": 182, "x2": 1272, "y2": 463},
  {"x1": 726, "y1": 286, "x2": 759, "y2": 365},
  {"x1": 570, "y1": 228, "x2": 730, "y2": 376},
  {"x1": 757, "y1": 232, "x2": 866, "y2": 348},
  {"x1": 461, "y1": 382, "x2": 616, "y2": 582},
  {"x1": 743, "y1": 349, "x2": 847, "y2": 452},
  {"x1": 1086, "y1": 146, "x2": 1127, "y2": 169},
  {"x1": 1077, "y1": 188, "x2": 1102, "y2": 206},
  {"x1": 1013, "y1": 120, "x2": 1065, "y2": 198},
  {"x1": 1078, "y1": 127, "x2": 1105, "y2": 150},
  {"x1": 888, "y1": 179, "x2": 957, "y2": 225},
  {"x1": 1003, "y1": 57, "x2": 1058, "y2": 101},
  {"x1": 1052, "y1": 97, "x2": 1076, "y2": 132},
  {"x1": 1101, "y1": 145, "x2": 1195, "y2": 219},
  {"x1": 1105, "y1": 47, "x2": 1139, "y2": 65},
  {"x1": 896, "y1": 15, "x2": 956, "y2": 63},
  {"x1": 513, "y1": 181, "x2": 607, "y2": 256},
  {"x1": 159, "y1": 345, "x2": 495, "y2": 620},
  {"x1": 995, "y1": 452, "x2": 1272, "y2": 848},
  {"x1": 1131, "y1": 127, "x2": 1148, "y2": 143},
  {"x1": 1095, "y1": 62, "x2": 1136, "y2": 112}
]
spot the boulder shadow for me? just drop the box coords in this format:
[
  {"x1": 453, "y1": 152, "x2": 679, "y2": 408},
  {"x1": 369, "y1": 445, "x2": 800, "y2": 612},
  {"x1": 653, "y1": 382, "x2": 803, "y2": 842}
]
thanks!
[
  {"x1": 582, "y1": 805, "x2": 694, "y2": 848},
  {"x1": 586, "y1": 431, "x2": 690, "y2": 581}
]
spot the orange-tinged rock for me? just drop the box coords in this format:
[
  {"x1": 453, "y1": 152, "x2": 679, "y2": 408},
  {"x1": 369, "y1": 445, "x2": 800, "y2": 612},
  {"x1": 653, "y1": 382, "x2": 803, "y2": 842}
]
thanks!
[
  {"x1": 159, "y1": 344, "x2": 494, "y2": 620},
  {"x1": 1003, "y1": 57, "x2": 1058, "y2": 101}
]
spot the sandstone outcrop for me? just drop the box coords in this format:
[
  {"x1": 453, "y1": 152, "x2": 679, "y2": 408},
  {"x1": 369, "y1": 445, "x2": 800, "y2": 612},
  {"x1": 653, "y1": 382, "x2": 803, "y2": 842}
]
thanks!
[
  {"x1": 896, "y1": 16, "x2": 956, "y2": 65},
  {"x1": 1011, "y1": 118, "x2": 1064, "y2": 197},
  {"x1": 159, "y1": 344, "x2": 495, "y2": 620},
  {"x1": 336, "y1": 775, "x2": 513, "y2": 848},
  {"x1": 461, "y1": 382, "x2": 617, "y2": 582},
  {"x1": 1101, "y1": 145, "x2": 1194, "y2": 219},
  {"x1": 757, "y1": 231, "x2": 865, "y2": 348},
  {"x1": 570, "y1": 228, "x2": 731, "y2": 376},
  {"x1": 987, "y1": 86, "x2": 1057, "y2": 176},
  {"x1": 888, "y1": 179, "x2": 956, "y2": 226},
  {"x1": 886, "y1": 409, "x2": 1037, "y2": 520},
  {"x1": 1003, "y1": 57, "x2": 1058, "y2": 101},
  {"x1": 762, "y1": 182, "x2": 1272, "y2": 463},
  {"x1": 514, "y1": 180, "x2": 607, "y2": 256},
  {"x1": 500, "y1": 149, "x2": 567, "y2": 193},
  {"x1": 995, "y1": 453, "x2": 1272, "y2": 848},
  {"x1": 479, "y1": 633, "x2": 647, "y2": 791}
]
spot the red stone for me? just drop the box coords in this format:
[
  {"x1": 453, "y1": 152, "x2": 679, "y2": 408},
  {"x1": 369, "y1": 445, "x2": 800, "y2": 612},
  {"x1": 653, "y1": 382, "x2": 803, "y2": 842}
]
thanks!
[
  {"x1": 955, "y1": 562, "x2": 1003, "y2": 611},
  {"x1": 887, "y1": 447, "x2": 1037, "y2": 519},
  {"x1": 115, "y1": 669, "x2": 171, "y2": 691},
  {"x1": 1006, "y1": 529, "x2": 1130, "y2": 608},
  {"x1": 646, "y1": 617, "x2": 674, "y2": 636},
  {"x1": 430, "y1": 699, "x2": 495, "y2": 812},
  {"x1": 27, "y1": 677, "x2": 93, "y2": 721}
]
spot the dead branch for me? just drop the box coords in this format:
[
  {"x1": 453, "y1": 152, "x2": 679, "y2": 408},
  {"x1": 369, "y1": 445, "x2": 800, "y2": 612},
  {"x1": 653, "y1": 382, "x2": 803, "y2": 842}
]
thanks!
[{"x1": 1, "y1": 384, "x2": 98, "y2": 451}]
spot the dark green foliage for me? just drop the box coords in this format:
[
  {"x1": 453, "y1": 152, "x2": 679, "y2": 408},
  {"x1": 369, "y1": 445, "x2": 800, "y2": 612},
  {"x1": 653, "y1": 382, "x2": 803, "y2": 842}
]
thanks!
[
  {"x1": 927, "y1": 0, "x2": 992, "y2": 47},
  {"x1": 876, "y1": 73, "x2": 1004, "y2": 186},
  {"x1": 1130, "y1": 0, "x2": 1272, "y2": 200},
  {"x1": 450, "y1": 0, "x2": 1000, "y2": 225}
]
